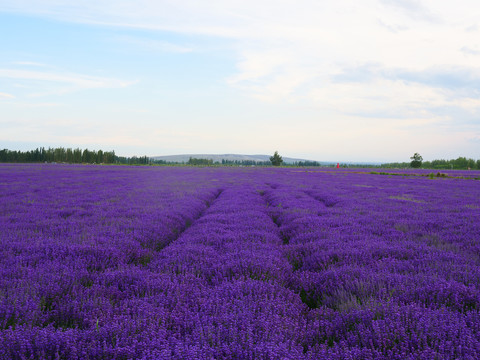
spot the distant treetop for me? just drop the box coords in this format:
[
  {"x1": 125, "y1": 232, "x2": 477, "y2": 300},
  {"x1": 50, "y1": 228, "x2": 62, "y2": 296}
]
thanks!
[
  {"x1": 270, "y1": 151, "x2": 283, "y2": 166},
  {"x1": 410, "y1": 153, "x2": 423, "y2": 168}
]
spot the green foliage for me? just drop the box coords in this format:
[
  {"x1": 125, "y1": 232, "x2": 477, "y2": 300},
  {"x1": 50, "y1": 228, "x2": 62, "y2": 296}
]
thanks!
[
  {"x1": 221, "y1": 159, "x2": 270, "y2": 166},
  {"x1": 187, "y1": 157, "x2": 213, "y2": 166},
  {"x1": 0, "y1": 147, "x2": 159, "y2": 165},
  {"x1": 383, "y1": 156, "x2": 480, "y2": 170},
  {"x1": 293, "y1": 160, "x2": 321, "y2": 167},
  {"x1": 116, "y1": 155, "x2": 150, "y2": 165},
  {"x1": 410, "y1": 152, "x2": 423, "y2": 168},
  {"x1": 0, "y1": 147, "x2": 116, "y2": 164},
  {"x1": 270, "y1": 151, "x2": 283, "y2": 166}
]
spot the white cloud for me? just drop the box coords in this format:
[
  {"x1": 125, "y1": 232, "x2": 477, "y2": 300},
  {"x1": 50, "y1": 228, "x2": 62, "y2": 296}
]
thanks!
[
  {"x1": 0, "y1": 92, "x2": 15, "y2": 98},
  {"x1": 0, "y1": 69, "x2": 129, "y2": 88},
  {"x1": 0, "y1": 68, "x2": 133, "y2": 96},
  {"x1": 460, "y1": 46, "x2": 480, "y2": 56},
  {"x1": 114, "y1": 36, "x2": 193, "y2": 53},
  {"x1": 2, "y1": 1, "x2": 479, "y2": 92},
  {"x1": 380, "y1": 0, "x2": 441, "y2": 22},
  {"x1": 8, "y1": 101, "x2": 61, "y2": 108},
  {"x1": 465, "y1": 24, "x2": 478, "y2": 32},
  {"x1": 12, "y1": 61, "x2": 49, "y2": 67},
  {"x1": 377, "y1": 18, "x2": 409, "y2": 33}
]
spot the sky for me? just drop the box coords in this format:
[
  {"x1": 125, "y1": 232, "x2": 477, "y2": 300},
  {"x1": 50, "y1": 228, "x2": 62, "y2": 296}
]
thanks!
[{"x1": 1, "y1": 0, "x2": 479, "y2": 162}]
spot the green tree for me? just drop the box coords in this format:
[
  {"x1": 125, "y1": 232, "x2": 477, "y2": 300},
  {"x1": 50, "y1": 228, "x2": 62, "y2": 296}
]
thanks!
[
  {"x1": 467, "y1": 158, "x2": 476, "y2": 169},
  {"x1": 410, "y1": 153, "x2": 423, "y2": 168},
  {"x1": 270, "y1": 151, "x2": 283, "y2": 166},
  {"x1": 453, "y1": 157, "x2": 468, "y2": 169}
]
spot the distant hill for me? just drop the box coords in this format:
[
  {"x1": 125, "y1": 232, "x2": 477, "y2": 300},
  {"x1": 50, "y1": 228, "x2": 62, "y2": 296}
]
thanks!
[{"x1": 151, "y1": 154, "x2": 325, "y2": 164}]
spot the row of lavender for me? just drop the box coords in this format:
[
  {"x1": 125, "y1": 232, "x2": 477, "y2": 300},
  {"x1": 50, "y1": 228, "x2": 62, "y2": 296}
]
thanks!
[
  {"x1": 0, "y1": 164, "x2": 222, "y2": 358},
  {"x1": 1, "y1": 164, "x2": 480, "y2": 359},
  {"x1": 264, "y1": 171, "x2": 480, "y2": 358}
]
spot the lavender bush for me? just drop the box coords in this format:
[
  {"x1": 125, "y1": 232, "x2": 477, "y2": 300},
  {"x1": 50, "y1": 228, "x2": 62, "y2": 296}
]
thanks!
[{"x1": 1, "y1": 163, "x2": 479, "y2": 359}]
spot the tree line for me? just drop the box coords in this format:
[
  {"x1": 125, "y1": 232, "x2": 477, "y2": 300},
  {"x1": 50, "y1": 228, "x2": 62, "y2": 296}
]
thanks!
[
  {"x1": 382, "y1": 156, "x2": 480, "y2": 170},
  {"x1": 292, "y1": 160, "x2": 321, "y2": 167},
  {"x1": 220, "y1": 159, "x2": 271, "y2": 166},
  {"x1": 0, "y1": 147, "x2": 116, "y2": 164},
  {"x1": 187, "y1": 157, "x2": 272, "y2": 166},
  {"x1": 0, "y1": 147, "x2": 166, "y2": 165}
]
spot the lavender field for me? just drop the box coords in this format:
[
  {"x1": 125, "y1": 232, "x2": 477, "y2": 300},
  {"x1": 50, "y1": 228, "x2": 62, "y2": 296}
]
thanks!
[{"x1": 1, "y1": 164, "x2": 480, "y2": 359}]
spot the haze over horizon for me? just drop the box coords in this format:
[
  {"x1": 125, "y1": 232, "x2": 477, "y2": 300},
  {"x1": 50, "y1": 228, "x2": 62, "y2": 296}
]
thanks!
[{"x1": 1, "y1": 1, "x2": 479, "y2": 162}]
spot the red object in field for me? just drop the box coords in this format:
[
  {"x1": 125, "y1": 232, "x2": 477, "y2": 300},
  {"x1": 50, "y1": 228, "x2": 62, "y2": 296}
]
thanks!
[{"x1": 337, "y1": 163, "x2": 340, "y2": 168}]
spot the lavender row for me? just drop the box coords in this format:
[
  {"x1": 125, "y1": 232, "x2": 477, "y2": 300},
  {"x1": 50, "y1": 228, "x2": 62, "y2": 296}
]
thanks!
[
  {"x1": 141, "y1": 186, "x2": 308, "y2": 358},
  {"x1": 263, "y1": 173, "x2": 480, "y2": 358},
  {"x1": 0, "y1": 166, "x2": 308, "y2": 358},
  {"x1": 1, "y1": 165, "x2": 224, "y2": 358}
]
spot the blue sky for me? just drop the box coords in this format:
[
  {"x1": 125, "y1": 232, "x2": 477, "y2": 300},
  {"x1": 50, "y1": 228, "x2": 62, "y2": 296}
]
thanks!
[{"x1": 1, "y1": 0, "x2": 479, "y2": 162}]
